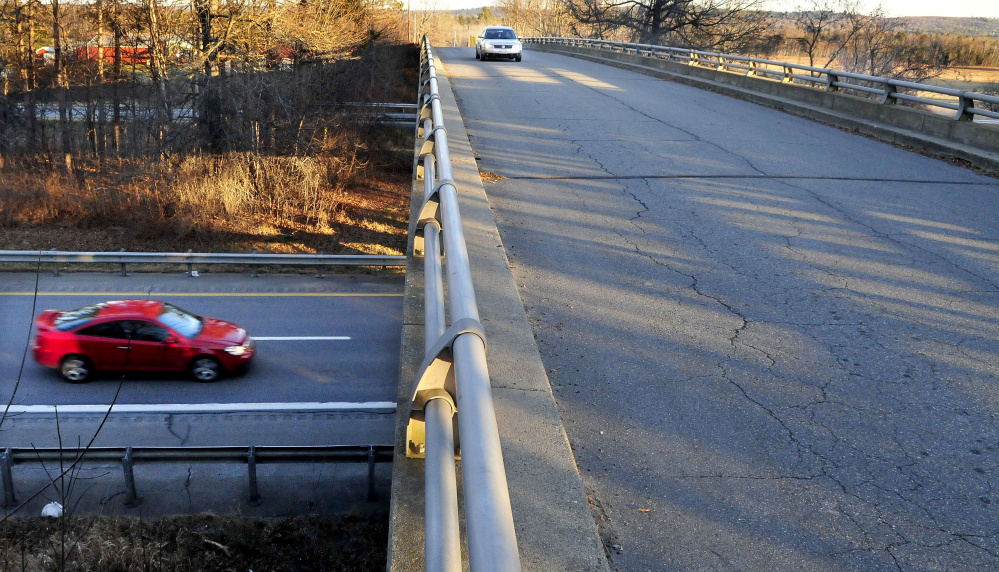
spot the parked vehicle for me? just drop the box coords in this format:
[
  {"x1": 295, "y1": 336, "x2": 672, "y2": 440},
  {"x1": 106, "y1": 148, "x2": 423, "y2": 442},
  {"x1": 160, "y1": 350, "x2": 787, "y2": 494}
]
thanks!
[
  {"x1": 476, "y1": 27, "x2": 522, "y2": 62},
  {"x1": 32, "y1": 300, "x2": 254, "y2": 382}
]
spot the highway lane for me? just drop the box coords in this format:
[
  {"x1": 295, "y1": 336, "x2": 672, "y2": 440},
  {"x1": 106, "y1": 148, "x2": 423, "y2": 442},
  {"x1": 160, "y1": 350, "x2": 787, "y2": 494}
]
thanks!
[
  {"x1": 440, "y1": 47, "x2": 999, "y2": 571},
  {"x1": 1, "y1": 272, "x2": 402, "y2": 406},
  {"x1": 0, "y1": 271, "x2": 403, "y2": 515}
]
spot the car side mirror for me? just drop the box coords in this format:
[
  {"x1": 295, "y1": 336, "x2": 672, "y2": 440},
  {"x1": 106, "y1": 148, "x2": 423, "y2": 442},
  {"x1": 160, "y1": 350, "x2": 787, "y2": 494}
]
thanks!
[{"x1": 163, "y1": 335, "x2": 178, "y2": 345}]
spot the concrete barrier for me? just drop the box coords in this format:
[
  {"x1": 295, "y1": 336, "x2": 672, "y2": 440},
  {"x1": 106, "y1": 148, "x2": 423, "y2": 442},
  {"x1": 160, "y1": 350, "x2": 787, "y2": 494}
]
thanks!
[
  {"x1": 387, "y1": 56, "x2": 610, "y2": 571},
  {"x1": 527, "y1": 43, "x2": 999, "y2": 174}
]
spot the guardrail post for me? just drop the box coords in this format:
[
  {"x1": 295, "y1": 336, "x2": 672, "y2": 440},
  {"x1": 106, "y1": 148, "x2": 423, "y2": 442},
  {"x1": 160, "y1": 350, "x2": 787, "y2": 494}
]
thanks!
[
  {"x1": 881, "y1": 82, "x2": 898, "y2": 105},
  {"x1": 122, "y1": 447, "x2": 142, "y2": 508},
  {"x1": 51, "y1": 249, "x2": 60, "y2": 277},
  {"x1": 120, "y1": 248, "x2": 128, "y2": 276},
  {"x1": 826, "y1": 71, "x2": 840, "y2": 91},
  {"x1": 186, "y1": 249, "x2": 194, "y2": 276},
  {"x1": 366, "y1": 445, "x2": 377, "y2": 501},
  {"x1": 248, "y1": 446, "x2": 262, "y2": 506},
  {"x1": 782, "y1": 66, "x2": 793, "y2": 83},
  {"x1": 316, "y1": 251, "x2": 325, "y2": 278},
  {"x1": 251, "y1": 249, "x2": 259, "y2": 278},
  {"x1": 1, "y1": 448, "x2": 15, "y2": 508},
  {"x1": 955, "y1": 93, "x2": 975, "y2": 121}
]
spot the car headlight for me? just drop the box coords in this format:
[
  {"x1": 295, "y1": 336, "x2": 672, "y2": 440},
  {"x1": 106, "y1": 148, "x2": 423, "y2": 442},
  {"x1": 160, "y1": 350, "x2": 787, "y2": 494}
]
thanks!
[
  {"x1": 225, "y1": 345, "x2": 248, "y2": 355},
  {"x1": 484, "y1": 42, "x2": 494, "y2": 49}
]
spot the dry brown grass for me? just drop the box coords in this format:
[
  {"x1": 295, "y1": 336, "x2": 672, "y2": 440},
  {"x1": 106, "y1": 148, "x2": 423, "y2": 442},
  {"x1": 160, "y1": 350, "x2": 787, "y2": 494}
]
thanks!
[
  {"x1": 0, "y1": 513, "x2": 387, "y2": 571},
  {"x1": 0, "y1": 142, "x2": 412, "y2": 256}
]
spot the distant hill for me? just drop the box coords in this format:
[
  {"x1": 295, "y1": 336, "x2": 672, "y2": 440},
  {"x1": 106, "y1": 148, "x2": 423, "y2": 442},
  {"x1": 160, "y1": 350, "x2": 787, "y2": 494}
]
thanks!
[{"x1": 898, "y1": 16, "x2": 999, "y2": 37}]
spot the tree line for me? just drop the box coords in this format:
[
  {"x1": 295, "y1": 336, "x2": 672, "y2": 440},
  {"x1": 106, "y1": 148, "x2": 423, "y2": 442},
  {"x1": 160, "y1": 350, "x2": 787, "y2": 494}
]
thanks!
[
  {"x1": 421, "y1": 0, "x2": 998, "y2": 81},
  {"x1": 0, "y1": 0, "x2": 407, "y2": 170}
]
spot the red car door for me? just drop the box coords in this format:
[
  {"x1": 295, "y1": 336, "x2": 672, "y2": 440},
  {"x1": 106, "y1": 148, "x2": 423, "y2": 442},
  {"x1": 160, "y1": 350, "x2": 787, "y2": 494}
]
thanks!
[
  {"x1": 124, "y1": 320, "x2": 187, "y2": 372},
  {"x1": 75, "y1": 320, "x2": 132, "y2": 370}
]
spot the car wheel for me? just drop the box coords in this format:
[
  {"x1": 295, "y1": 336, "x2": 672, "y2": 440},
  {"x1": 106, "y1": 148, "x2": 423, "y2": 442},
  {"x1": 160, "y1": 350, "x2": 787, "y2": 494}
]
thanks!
[
  {"x1": 60, "y1": 355, "x2": 92, "y2": 383},
  {"x1": 515, "y1": 55, "x2": 522, "y2": 62},
  {"x1": 475, "y1": 50, "x2": 480, "y2": 60},
  {"x1": 190, "y1": 356, "x2": 223, "y2": 382}
]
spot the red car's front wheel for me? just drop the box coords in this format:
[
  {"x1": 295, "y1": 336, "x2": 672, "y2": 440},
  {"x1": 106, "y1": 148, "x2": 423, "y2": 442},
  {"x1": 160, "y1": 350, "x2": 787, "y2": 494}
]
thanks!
[{"x1": 190, "y1": 356, "x2": 222, "y2": 382}]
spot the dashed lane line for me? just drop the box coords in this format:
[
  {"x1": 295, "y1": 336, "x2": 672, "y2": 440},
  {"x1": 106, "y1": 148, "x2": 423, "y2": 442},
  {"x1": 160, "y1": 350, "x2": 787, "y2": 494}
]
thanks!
[{"x1": 253, "y1": 336, "x2": 352, "y2": 341}]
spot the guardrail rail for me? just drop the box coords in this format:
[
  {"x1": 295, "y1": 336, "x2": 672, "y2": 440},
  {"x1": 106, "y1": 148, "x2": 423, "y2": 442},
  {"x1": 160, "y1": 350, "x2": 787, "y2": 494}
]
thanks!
[
  {"x1": 404, "y1": 37, "x2": 522, "y2": 572},
  {"x1": 1, "y1": 445, "x2": 392, "y2": 509},
  {"x1": 0, "y1": 249, "x2": 406, "y2": 276},
  {"x1": 524, "y1": 37, "x2": 999, "y2": 123}
]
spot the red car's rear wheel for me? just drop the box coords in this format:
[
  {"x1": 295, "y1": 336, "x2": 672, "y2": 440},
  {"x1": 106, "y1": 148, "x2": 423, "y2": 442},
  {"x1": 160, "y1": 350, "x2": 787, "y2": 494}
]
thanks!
[{"x1": 60, "y1": 355, "x2": 92, "y2": 383}]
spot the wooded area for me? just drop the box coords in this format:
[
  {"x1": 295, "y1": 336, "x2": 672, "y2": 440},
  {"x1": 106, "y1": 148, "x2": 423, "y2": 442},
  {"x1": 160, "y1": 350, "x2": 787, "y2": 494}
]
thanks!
[{"x1": 0, "y1": 0, "x2": 418, "y2": 255}]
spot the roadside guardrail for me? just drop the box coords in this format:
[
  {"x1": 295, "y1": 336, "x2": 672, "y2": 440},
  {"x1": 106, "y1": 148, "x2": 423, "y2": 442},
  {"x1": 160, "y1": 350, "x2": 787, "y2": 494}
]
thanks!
[
  {"x1": 524, "y1": 37, "x2": 999, "y2": 123},
  {"x1": 0, "y1": 445, "x2": 392, "y2": 510},
  {"x1": 0, "y1": 250, "x2": 406, "y2": 276},
  {"x1": 404, "y1": 37, "x2": 522, "y2": 571}
]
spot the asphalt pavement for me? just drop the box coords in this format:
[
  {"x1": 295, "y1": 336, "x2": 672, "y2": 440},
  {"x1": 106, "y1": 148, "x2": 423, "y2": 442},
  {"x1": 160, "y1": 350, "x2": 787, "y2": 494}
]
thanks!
[
  {"x1": 0, "y1": 271, "x2": 403, "y2": 516},
  {"x1": 440, "y1": 47, "x2": 999, "y2": 571},
  {"x1": 1, "y1": 271, "x2": 402, "y2": 407}
]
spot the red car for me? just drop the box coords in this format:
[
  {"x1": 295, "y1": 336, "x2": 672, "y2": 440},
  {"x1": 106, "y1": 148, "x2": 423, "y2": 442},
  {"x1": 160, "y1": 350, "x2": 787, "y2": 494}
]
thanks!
[{"x1": 32, "y1": 300, "x2": 254, "y2": 383}]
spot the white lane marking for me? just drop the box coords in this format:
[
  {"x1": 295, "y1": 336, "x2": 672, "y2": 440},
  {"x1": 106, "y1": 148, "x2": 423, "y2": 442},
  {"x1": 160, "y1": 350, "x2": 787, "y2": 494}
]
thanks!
[
  {"x1": 4, "y1": 402, "x2": 396, "y2": 414},
  {"x1": 252, "y1": 336, "x2": 352, "y2": 341}
]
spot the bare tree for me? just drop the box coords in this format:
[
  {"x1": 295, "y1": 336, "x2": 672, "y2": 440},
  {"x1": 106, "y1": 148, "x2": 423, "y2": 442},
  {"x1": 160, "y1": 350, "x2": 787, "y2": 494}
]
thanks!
[
  {"x1": 560, "y1": 0, "x2": 771, "y2": 50},
  {"x1": 501, "y1": 0, "x2": 570, "y2": 38}
]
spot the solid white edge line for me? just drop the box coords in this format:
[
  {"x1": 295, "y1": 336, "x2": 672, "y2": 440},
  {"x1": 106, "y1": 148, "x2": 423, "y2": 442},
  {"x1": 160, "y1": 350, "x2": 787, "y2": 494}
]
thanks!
[
  {"x1": 252, "y1": 336, "x2": 352, "y2": 341},
  {"x1": 4, "y1": 402, "x2": 397, "y2": 414}
]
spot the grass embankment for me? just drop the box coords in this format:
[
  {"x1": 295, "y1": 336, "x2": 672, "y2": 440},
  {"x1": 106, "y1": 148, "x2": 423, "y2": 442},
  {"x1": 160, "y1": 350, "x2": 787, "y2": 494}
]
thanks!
[
  {"x1": 0, "y1": 514, "x2": 387, "y2": 571},
  {"x1": 0, "y1": 151, "x2": 412, "y2": 256}
]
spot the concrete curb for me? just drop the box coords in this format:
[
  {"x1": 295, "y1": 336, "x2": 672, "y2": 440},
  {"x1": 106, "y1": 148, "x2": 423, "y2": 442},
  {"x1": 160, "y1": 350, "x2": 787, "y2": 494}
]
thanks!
[
  {"x1": 527, "y1": 44, "x2": 999, "y2": 176},
  {"x1": 386, "y1": 55, "x2": 610, "y2": 571}
]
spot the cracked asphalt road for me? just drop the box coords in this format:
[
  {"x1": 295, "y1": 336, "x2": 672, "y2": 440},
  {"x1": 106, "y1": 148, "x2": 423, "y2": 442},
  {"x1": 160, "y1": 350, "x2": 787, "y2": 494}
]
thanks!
[{"x1": 439, "y1": 48, "x2": 999, "y2": 571}]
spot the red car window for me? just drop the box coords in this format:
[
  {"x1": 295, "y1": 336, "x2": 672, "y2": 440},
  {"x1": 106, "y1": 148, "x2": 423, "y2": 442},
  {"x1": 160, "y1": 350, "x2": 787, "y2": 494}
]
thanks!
[
  {"x1": 129, "y1": 320, "x2": 171, "y2": 342},
  {"x1": 78, "y1": 321, "x2": 129, "y2": 339}
]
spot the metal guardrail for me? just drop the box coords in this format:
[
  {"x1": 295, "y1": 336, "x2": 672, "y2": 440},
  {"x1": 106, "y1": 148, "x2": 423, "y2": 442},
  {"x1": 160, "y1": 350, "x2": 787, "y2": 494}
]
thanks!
[
  {"x1": 405, "y1": 37, "x2": 521, "y2": 571},
  {"x1": 343, "y1": 102, "x2": 420, "y2": 127},
  {"x1": 1, "y1": 444, "x2": 392, "y2": 509},
  {"x1": 524, "y1": 37, "x2": 999, "y2": 123},
  {"x1": 0, "y1": 249, "x2": 406, "y2": 276}
]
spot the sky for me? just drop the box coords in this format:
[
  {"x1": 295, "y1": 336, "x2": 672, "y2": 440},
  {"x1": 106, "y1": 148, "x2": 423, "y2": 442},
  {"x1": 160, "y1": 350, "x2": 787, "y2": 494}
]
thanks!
[{"x1": 436, "y1": 0, "x2": 999, "y2": 19}]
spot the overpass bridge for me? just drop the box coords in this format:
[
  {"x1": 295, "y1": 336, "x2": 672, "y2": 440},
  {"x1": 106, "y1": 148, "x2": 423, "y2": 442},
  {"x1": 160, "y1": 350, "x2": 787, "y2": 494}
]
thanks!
[
  {"x1": 1, "y1": 38, "x2": 997, "y2": 572},
  {"x1": 390, "y1": 42, "x2": 999, "y2": 572}
]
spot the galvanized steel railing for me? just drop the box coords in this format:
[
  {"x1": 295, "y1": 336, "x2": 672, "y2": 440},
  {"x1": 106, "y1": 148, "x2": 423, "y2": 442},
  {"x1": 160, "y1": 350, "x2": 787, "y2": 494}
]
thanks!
[
  {"x1": 1, "y1": 444, "x2": 392, "y2": 509},
  {"x1": 0, "y1": 249, "x2": 406, "y2": 276},
  {"x1": 524, "y1": 37, "x2": 999, "y2": 122},
  {"x1": 404, "y1": 37, "x2": 521, "y2": 571}
]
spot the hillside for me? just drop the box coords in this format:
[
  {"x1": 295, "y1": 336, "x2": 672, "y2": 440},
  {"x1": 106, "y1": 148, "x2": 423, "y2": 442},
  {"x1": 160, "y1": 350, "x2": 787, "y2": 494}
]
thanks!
[{"x1": 897, "y1": 16, "x2": 998, "y2": 37}]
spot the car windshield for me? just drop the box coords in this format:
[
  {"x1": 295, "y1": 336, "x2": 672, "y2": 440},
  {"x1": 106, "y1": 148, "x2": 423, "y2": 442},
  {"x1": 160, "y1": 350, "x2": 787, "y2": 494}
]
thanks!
[
  {"x1": 484, "y1": 29, "x2": 516, "y2": 40},
  {"x1": 54, "y1": 302, "x2": 108, "y2": 331},
  {"x1": 158, "y1": 302, "x2": 203, "y2": 339}
]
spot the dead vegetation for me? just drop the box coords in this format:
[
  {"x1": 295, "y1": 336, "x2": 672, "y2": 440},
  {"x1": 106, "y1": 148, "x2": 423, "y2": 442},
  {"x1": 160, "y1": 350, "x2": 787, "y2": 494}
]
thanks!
[
  {"x1": 0, "y1": 44, "x2": 419, "y2": 256},
  {"x1": 0, "y1": 513, "x2": 387, "y2": 571}
]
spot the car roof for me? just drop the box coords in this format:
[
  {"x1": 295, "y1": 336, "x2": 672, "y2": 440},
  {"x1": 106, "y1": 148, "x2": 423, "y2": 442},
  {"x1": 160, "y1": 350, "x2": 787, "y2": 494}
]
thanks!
[
  {"x1": 82, "y1": 300, "x2": 164, "y2": 320},
  {"x1": 483, "y1": 26, "x2": 515, "y2": 31}
]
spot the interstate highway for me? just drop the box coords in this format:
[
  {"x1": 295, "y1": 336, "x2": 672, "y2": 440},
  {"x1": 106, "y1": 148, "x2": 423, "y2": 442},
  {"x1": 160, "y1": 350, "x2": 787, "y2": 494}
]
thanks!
[{"x1": 0, "y1": 271, "x2": 403, "y2": 408}]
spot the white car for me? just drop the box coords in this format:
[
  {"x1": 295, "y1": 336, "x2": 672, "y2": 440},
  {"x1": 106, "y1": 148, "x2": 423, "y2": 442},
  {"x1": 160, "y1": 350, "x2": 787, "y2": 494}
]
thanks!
[{"x1": 475, "y1": 26, "x2": 522, "y2": 62}]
